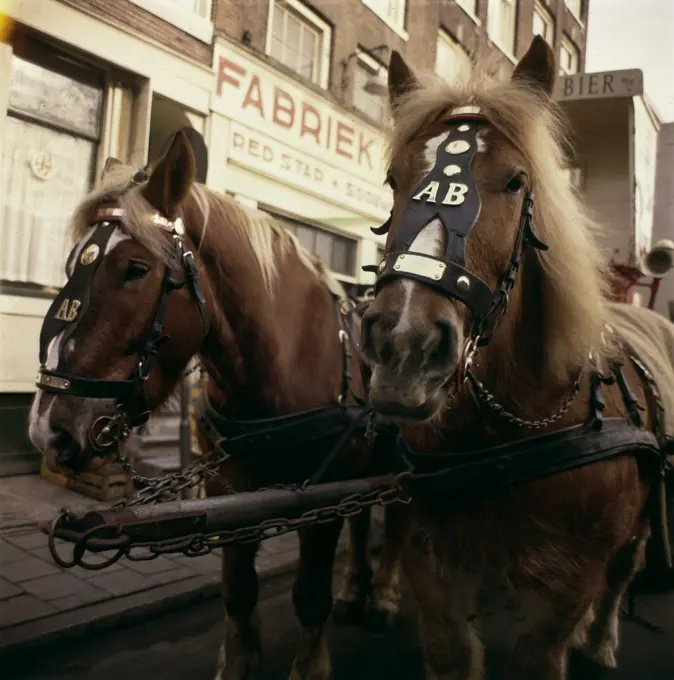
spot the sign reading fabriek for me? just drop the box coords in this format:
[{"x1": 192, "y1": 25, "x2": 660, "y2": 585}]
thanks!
[
  {"x1": 553, "y1": 69, "x2": 643, "y2": 102},
  {"x1": 212, "y1": 41, "x2": 392, "y2": 220}
]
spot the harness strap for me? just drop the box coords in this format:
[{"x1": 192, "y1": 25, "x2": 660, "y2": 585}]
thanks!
[
  {"x1": 196, "y1": 393, "x2": 367, "y2": 458},
  {"x1": 401, "y1": 418, "x2": 660, "y2": 496}
]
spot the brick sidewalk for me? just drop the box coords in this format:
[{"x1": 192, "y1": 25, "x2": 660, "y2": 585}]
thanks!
[{"x1": 0, "y1": 526, "x2": 303, "y2": 654}]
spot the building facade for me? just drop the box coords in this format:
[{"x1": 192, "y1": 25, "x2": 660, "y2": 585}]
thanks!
[
  {"x1": 0, "y1": 0, "x2": 589, "y2": 475},
  {"x1": 651, "y1": 122, "x2": 674, "y2": 320}
]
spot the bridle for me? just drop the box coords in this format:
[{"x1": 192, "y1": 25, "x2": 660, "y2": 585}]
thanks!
[
  {"x1": 36, "y1": 200, "x2": 210, "y2": 451},
  {"x1": 366, "y1": 109, "x2": 549, "y2": 381}
]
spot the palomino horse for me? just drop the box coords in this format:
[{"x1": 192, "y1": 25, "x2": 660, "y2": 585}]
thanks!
[
  {"x1": 27, "y1": 132, "x2": 402, "y2": 680},
  {"x1": 360, "y1": 36, "x2": 672, "y2": 678}
]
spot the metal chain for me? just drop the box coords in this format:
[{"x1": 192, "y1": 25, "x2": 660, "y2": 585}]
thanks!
[
  {"x1": 50, "y1": 474, "x2": 410, "y2": 570},
  {"x1": 109, "y1": 356, "x2": 218, "y2": 507},
  {"x1": 468, "y1": 365, "x2": 585, "y2": 430},
  {"x1": 126, "y1": 482, "x2": 405, "y2": 560},
  {"x1": 113, "y1": 447, "x2": 231, "y2": 507}
]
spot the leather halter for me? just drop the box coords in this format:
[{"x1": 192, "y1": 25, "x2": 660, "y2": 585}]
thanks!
[
  {"x1": 36, "y1": 203, "x2": 209, "y2": 448},
  {"x1": 367, "y1": 111, "x2": 548, "y2": 361}
]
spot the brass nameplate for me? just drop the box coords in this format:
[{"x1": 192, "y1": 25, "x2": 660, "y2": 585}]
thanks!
[
  {"x1": 393, "y1": 254, "x2": 446, "y2": 281},
  {"x1": 36, "y1": 372, "x2": 71, "y2": 391}
]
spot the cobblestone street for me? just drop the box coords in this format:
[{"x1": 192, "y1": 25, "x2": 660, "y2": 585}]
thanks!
[{"x1": 0, "y1": 526, "x2": 303, "y2": 651}]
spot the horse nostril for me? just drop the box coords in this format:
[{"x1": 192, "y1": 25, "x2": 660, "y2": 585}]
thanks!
[
  {"x1": 361, "y1": 311, "x2": 394, "y2": 364},
  {"x1": 53, "y1": 427, "x2": 82, "y2": 468},
  {"x1": 361, "y1": 311, "x2": 378, "y2": 356},
  {"x1": 429, "y1": 320, "x2": 455, "y2": 366}
]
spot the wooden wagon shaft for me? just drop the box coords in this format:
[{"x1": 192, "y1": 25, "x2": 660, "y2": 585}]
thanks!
[{"x1": 45, "y1": 474, "x2": 398, "y2": 548}]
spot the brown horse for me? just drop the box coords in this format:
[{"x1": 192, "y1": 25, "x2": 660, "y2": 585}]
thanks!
[
  {"x1": 360, "y1": 37, "x2": 671, "y2": 678},
  {"x1": 26, "y1": 132, "x2": 402, "y2": 680}
]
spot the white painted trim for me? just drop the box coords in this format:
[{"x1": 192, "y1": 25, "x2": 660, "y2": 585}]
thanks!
[
  {"x1": 0, "y1": 42, "x2": 11, "y2": 190},
  {"x1": 128, "y1": 0, "x2": 214, "y2": 43},
  {"x1": 8, "y1": 0, "x2": 213, "y2": 113},
  {"x1": 533, "y1": 1, "x2": 555, "y2": 46},
  {"x1": 486, "y1": 0, "x2": 517, "y2": 64},
  {"x1": 0, "y1": 295, "x2": 51, "y2": 317},
  {"x1": 455, "y1": 0, "x2": 482, "y2": 26},
  {"x1": 0, "y1": 382, "x2": 36, "y2": 393},
  {"x1": 265, "y1": 0, "x2": 332, "y2": 90},
  {"x1": 492, "y1": 39, "x2": 517, "y2": 65},
  {"x1": 360, "y1": 0, "x2": 409, "y2": 42},
  {"x1": 560, "y1": 34, "x2": 580, "y2": 75},
  {"x1": 563, "y1": 0, "x2": 584, "y2": 26},
  {"x1": 357, "y1": 49, "x2": 384, "y2": 74},
  {"x1": 234, "y1": 194, "x2": 259, "y2": 209}
]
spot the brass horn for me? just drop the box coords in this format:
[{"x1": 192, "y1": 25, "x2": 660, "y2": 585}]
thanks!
[{"x1": 643, "y1": 239, "x2": 674, "y2": 278}]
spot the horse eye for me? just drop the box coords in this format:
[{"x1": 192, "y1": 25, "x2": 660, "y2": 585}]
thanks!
[
  {"x1": 125, "y1": 260, "x2": 150, "y2": 282},
  {"x1": 385, "y1": 172, "x2": 397, "y2": 191},
  {"x1": 505, "y1": 174, "x2": 525, "y2": 194}
]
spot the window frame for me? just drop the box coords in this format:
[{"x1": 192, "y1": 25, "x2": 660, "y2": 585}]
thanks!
[
  {"x1": 265, "y1": 0, "x2": 332, "y2": 89},
  {"x1": 352, "y1": 50, "x2": 388, "y2": 126},
  {"x1": 487, "y1": 0, "x2": 518, "y2": 64},
  {"x1": 265, "y1": 208, "x2": 358, "y2": 278},
  {"x1": 360, "y1": 0, "x2": 409, "y2": 41},
  {"x1": 435, "y1": 29, "x2": 471, "y2": 82},
  {"x1": 1, "y1": 41, "x2": 106, "y2": 295},
  {"x1": 455, "y1": 0, "x2": 481, "y2": 25},
  {"x1": 559, "y1": 35, "x2": 580, "y2": 75},
  {"x1": 564, "y1": 0, "x2": 583, "y2": 23},
  {"x1": 532, "y1": 1, "x2": 555, "y2": 47},
  {"x1": 128, "y1": 0, "x2": 214, "y2": 43}
]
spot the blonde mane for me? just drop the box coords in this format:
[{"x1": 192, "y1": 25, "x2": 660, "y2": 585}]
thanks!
[
  {"x1": 389, "y1": 59, "x2": 611, "y2": 379},
  {"x1": 69, "y1": 163, "x2": 345, "y2": 298}
]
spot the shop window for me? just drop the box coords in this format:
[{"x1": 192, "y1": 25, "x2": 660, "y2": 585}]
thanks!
[
  {"x1": 128, "y1": 0, "x2": 214, "y2": 43},
  {"x1": 268, "y1": 0, "x2": 332, "y2": 88},
  {"x1": 564, "y1": 0, "x2": 582, "y2": 21},
  {"x1": 487, "y1": 0, "x2": 518, "y2": 60},
  {"x1": 269, "y1": 213, "x2": 357, "y2": 277},
  {"x1": 361, "y1": 0, "x2": 407, "y2": 38},
  {"x1": 560, "y1": 35, "x2": 580, "y2": 75},
  {"x1": 455, "y1": 0, "x2": 479, "y2": 22},
  {"x1": 532, "y1": 2, "x2": 554, "y2": 46},
  {"x1": 435, "y1": 30, "x2": 471, "y2": 84},
  {"x1": 0, "y1": 42, "x2": 104, "y2": 293},
  {"x1": 353, "y1": 53, "x2": 388, "y2": 125}
]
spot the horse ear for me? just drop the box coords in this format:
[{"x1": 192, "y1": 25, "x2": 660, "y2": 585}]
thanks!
[
  {"x1": 388, "y1": 50, "x2": 419, "y2": 113},
  {"x1": 144, "y1": 130, "x2": 196, "y2": 217},
  {"x1": 512, "y1": 35, "x2": 556, "y2": 96},
  {"x1": 100, "y1": 157, "x2": 122, "y2": 181}
]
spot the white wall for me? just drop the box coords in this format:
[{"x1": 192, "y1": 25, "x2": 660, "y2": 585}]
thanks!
[
  {"x1": 580, "y1": 133, "x2": 631, "y2": 263},
  {"x1": 651, "y1": 123, "x2": 674, "y2": 319}
]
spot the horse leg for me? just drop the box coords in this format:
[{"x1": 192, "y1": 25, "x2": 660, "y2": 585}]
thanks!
[
  {"x1": 290, "y1": 519, "x2": 344, "y2": 680},
  {"x1": 333, "y1": 508, "x2": 373, "y2": 625},
  {"x1": 214, "y1": 543, "x2": 262, "y2": 680},
  {"x1": 368, "y1": 503, "x2": 404, "y2": 630},
  {"x1": 506, "y1": 578, "x2": 605, "y2": 680},
  {"x1": 573, "y1": 519, "x2": 649, "y2": 675},
  {"x1": 418, "y1": 613, "x2": 485, "y2": 680},
  {"x1": 403, "y1": 531, "x2": 484, "y2": 680}
]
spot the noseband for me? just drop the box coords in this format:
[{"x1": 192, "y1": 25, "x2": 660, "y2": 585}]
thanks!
[
  {"x1": 366, "y1": 111, "x2": 548, "y2": 376},
  {"x1": 36, "y1": 203, "x2": 209, "y2": 450}
]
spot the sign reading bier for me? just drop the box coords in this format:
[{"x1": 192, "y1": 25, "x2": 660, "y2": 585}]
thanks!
[
  {"x1": 554, "y1": 69, "x2": 643, "y2": 102},
  {"x1": 212, "y1": 41, "x2": 389, "y2": 188}
]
